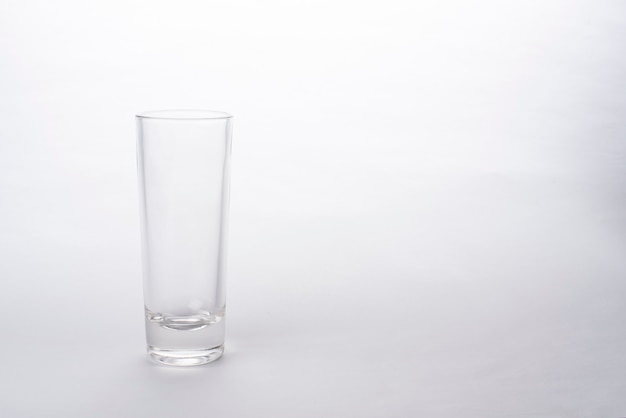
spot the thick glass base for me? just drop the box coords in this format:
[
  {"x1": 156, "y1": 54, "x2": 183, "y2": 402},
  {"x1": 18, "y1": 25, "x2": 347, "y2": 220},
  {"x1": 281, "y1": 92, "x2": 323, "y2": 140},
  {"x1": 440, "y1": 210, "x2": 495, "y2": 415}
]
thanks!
[
  {"x1": 144, "y1": 308, "x2": 226, "y2": 366},
  {"x1": 148, "y1": 345, "x2": 224, "y2": 366}
]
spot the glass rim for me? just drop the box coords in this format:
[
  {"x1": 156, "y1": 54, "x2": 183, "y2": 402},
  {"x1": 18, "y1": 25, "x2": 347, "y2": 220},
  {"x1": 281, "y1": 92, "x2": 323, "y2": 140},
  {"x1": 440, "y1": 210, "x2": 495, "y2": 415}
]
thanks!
[{"x1": 136, "y1": 109, "x2": 233, "y2": 120}]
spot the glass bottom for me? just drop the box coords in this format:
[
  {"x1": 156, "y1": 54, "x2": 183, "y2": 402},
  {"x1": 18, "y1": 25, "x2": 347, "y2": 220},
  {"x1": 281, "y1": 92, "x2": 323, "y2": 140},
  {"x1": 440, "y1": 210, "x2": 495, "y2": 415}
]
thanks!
[
  {"x1": 148, "y1": 345, "x2": 224, "y2": 366},
  {"x1": 144, "y1": 307, "x2": 226, "y2": 366}
]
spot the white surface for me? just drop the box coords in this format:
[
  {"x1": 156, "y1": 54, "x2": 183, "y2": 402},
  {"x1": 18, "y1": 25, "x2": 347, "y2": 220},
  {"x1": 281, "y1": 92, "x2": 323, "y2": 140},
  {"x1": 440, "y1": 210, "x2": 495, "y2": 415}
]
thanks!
[{"x1": 1, "y1": 1, "x2": 626, "y2": 416}]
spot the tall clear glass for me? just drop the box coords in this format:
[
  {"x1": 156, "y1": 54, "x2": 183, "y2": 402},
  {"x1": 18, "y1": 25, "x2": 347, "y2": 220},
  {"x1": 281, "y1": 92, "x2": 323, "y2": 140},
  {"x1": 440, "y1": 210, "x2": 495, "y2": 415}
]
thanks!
[{"x1": 136, "y1": 110, "x2": 233, "y2": 366}]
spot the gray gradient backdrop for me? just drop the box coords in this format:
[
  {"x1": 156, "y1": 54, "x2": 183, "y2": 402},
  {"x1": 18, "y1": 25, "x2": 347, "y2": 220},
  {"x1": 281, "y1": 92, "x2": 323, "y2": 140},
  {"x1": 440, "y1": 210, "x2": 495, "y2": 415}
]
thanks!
[{"x1": 1, "y1": 0, "x2": 625, "y2": 417}]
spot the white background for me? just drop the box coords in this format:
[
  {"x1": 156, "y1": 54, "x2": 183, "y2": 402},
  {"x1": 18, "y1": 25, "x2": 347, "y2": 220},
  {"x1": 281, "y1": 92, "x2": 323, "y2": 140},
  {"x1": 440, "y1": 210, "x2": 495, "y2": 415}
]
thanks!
[{"x1": 1, "y1": 0, "x2": 626, "y2": 416}]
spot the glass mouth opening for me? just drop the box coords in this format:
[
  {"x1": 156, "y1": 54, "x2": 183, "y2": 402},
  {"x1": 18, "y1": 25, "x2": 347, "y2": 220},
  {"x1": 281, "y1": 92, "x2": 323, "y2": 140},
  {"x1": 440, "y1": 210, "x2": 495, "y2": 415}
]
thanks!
[{"x1": 136, "y1": 109, "x2": 233, "y2": 120}]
